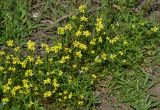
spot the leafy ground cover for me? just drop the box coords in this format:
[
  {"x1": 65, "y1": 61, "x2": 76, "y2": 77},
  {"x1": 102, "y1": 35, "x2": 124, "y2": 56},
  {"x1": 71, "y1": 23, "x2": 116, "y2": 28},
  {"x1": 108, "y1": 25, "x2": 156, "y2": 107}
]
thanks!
[{"x1": 0, "y1": 0, "x2": 160, "y2": 110}]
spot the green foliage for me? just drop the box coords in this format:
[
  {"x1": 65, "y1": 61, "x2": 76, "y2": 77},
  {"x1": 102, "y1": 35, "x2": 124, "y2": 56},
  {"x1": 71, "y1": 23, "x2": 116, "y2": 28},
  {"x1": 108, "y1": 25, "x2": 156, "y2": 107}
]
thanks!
[
  {"x1": 0, "y1": 0, "x2": 160, "y2": 110},
  {"x1": 0, "y1": 0, "x2": 36, "y2": 41}
]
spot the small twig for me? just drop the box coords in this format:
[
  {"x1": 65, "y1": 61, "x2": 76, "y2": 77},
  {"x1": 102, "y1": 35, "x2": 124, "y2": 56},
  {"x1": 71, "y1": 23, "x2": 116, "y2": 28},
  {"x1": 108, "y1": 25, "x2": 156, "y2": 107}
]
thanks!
[
  {"x1": 41, "y1": 20, "x2": 53, "y2": 24},
  {"x1": 53, "y1": 11, "x2": 76, "y2": 25},
  {"x1": 44, "y1": 11, "x2": 76, "y2": 31}
]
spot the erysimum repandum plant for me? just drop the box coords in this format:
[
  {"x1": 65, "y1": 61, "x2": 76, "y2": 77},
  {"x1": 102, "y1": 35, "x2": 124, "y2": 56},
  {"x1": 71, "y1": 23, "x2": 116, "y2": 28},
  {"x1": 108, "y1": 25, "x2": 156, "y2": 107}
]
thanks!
[{"x1": 0, "y1": 4, "x2": 159, "y2": 110}]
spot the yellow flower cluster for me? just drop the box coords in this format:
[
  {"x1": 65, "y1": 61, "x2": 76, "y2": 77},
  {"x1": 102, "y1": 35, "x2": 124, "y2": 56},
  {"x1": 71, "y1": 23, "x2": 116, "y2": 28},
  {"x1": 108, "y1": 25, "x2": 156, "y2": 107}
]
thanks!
[
  {"x1": 95, "y1": 18, "x2": 104, "y2": 32},
  {"x1": 26, "y1": 40, "x2": 35, "y2": 51},
  {"x1": 106, "y1": 37, "x2": 119, "y2": 44},
  {"x1": 44, "y1": 91, "x2": 52, "y2": 98},
  {"x1": 7, "y1": 40, "x2": 14, "y2": 47},
  {"x1": 75, "y1": 30, "x2": 82, "y2": 36},
  {"x1": 51, "y1": 43, "x2": 62, "y2": 53},
  {"x1": 151, "y1": 27, "x2": 158, "y2": 32},
  {"x1": 76, "y1": 51, "x2": 82, "y2": 58},
  {"x1": 0, "y1": 50, "x2": 5, "y2": 56},
  {"x1": 25, "y1": 69, "x2": 33, "y2": 77},
  {"x1": 80, "y1": 16, "x2": 88, "y2": 22},
  {"x1": 44, "y1": 78, "x2": 51, "y2": 84},
  {"x1": 57, "y1": 27, "x2": 65, "y2": 35},
  {"x1": 11, "y1": 85, "x2": 21, "y2": 96},
  {"x1": 65, "y1": 23, "x2": 73, "y2": 31},
  {"x1": 83, "y1": 30, "x2": 91, "y2": 37},
  {"x1": 90, "y1": 38, "x2": 96, "y2": 45},
  {"x1": 35, "y1": 56, "x2": 44, "y2": 65},
  {"x1": 2, "y1": 98, "x2": 9, "y2": 104},
  {"x1": 79, "y1": 5, "x2": 86, "y2": 13},
  {"x1": 3, "y1": 78, "x2": 12, "y2": 93},
  {"x1": 59, "y1": 55, "x2": 70, "y2": 64},
  {"x1": 73, "y1": 41, "x2": 87, "y2": 50},
  {"x1": 53, "y1": 78, "x2": 59, "y2": 90}
]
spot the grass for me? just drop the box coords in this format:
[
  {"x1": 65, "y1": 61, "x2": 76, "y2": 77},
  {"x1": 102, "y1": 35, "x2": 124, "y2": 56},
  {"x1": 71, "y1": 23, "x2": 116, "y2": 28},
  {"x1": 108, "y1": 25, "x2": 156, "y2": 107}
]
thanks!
[{"x1": 0, "y1": 0, "x2": 160, "y2": 110}]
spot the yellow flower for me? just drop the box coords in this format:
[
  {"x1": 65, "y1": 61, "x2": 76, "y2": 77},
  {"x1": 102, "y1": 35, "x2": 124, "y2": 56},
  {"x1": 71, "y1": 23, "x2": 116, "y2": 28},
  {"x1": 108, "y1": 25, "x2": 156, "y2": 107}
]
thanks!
[
  {"x1": 110, "y1": 54, "x2": 116, "y2": 60},
  {"x1": 20, "y1": 60, "x2": 27, "y2": 68},
  {"x1": 41, "y1": 43, "x2": 48, "y2": 48},
  {"x1": 28, "y1": 101, "x2": 34, "y2": 108},
  {"x1": 0, "y1": 66, "x2": 4, "y2": 71},
  {"x1": 7, "y1": 78, "x2": 12, "y2": 85},
  {"x1": 35, "y1": 56, "x2": 44, "y2": 65},
  {"x1": 98, "y1": 36, "x2": 103, "y2": 43},
  {"x1": 118, "y1": 51, "x2": 123, "y2": 55},
  {"x1": 80, "y1": 95, "x2": 84, "y2": 99},
  {"x1": 25, "y1": 69, "x2": 33, "y2": 77},
  {"x1": 73, "y1": 41, "x2": 80, "y2": 47},
  {"x1": 64, "y1": 48, "x2": 72, "y2": 53},
  {"x1": 57, "y1": 27, "x2": 65, "y2": 35},
  {"x1": 14, "y1": 46, "x2": 20, "y2": 52},
  {"x1": 75, "y1": 30, "x2": 82, "y2": 37},
  {"x1": 44, "y1": 91, "x2": 52, "y2": 98},
  {"x1": 63, "y1": 90, "x2": 68, "y2": 95},
  {"x1": 92, "y1": 74, "x2": 97, "y2": 79},
  {"x1": 68, "y1": 92, "x2": 72, "y2": 99},
  {"x1": 26, "y1": 56, "x2": 34, "y2": 62},
  {"x1": 11, "y1": 85, "x2": 21, "y2": 96},
  {"x1": 83, "y1": 30, "x2": 91, "y2": 37},
  {"x1": 80, "y1": 16, "x2": 88, "y2": 22},
  {"x1": 22, "y1": 79, "x2": 32, "y2": 89},
  {"x1": 78, "y1": 101, "x2": 83, "y2": 105},
  {"x1": 59, "y1": 93, "x2": 62, "y2": 96},
  {"x1": 51, "y1": 43, "x2": 62, "y2": 53},
  {"x1": 8, "y1": 67, "x2": 16, "y2": 73},
  {"x1": 64, "y1": 96, "x2": 67, "y2": 100},
  {"x1": 81, "y1": 66, "x2": 89, "y2": 71},
  {"x1": 151, "y1": 27, "x2": 158, "y2": 32},
  {"x1": 73, "y1": 41, "x2": 87, "y2": 50},
  {"x1": 79, "y1": 5, "x2": 86, "y2": 13},
  {"x1": 94, "y1": 56, "x2": 102, "y2": 63},
  {"x1": 59, "y1": 55, "x2": 70, "y2": 64},
  {"x1": 7, "y1": 40, "x2": 14, "y2": 47},
  {"x1": 76, "y1": 51, "x2": 82, "y2": 58},
  {"x1": 42, "y1": 44, "x2": 50, "y2": 53},
  {"x1": 101, "y1": 53, "x2": 107, "y2": 60},
  {"x1": 44, "y1": 78, "x2": 51, "y2": 84},
  {"x1": 79, "y1": 25, "x2": 84, "y2": 29},
  {"x1": 58, "y1": 98, "x2": 62, "y2": 102},
  {"x1": 90, "y1": 50, "x2": 95, "y2": 54},
  {"x1": 48, "y1": 58, "x2": 53, "y2": 64},
  {"x1": 34, "y1": 87, "x2": 38, "y2": 91},
  {"x1": 53, "y1": 78, "x2": 59, "y2": 88},
  {"x1": 122, "y1": 59, "x2": 126, "y2": 63},
  {"x1": 79, "y1": 44, "x2": 87, "y2": 50},
  {"x1": 12, "y1": 57, "x2": 20, "y2": 64},
  {"x1": 26, "y1": 40, "x2": 35, "y2": 51},
  {"x1": 65, "y1": 24, "x2": 72, "y2": 31},
  {"x1": 123, "y1": 40, "x2": 128, "y2": 45},
  {"x1": 90, "y1": 38, "x2": 96, "y2": 45},
  {"x1": 2, "y1": 98, "x2": 9, "y2": 104},
  {"x1": 3, "y1": 84, "x2": 11, "y2": 93},
  {"x1": 0, "y1": 51, "x2": 5, "y2": 56},
  {"x1": 71, "y1": 15, "x2": 77, "y2": 20},
  {"x1": 58, "y1": 70, "x2": 63, "y2": 76},
  {"x1": 109, "y1": 37, "x2": 119, "y2": 44},
  {"x1": 72, "y1": 64, "x2": 77, "y2": 68}
]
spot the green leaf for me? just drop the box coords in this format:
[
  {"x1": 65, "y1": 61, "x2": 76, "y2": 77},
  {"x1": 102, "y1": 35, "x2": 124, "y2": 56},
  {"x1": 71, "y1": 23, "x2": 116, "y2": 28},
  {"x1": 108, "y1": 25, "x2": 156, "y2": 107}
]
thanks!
[{"x1": 0, "y1": 81, "x2": 2, "y2": 91}]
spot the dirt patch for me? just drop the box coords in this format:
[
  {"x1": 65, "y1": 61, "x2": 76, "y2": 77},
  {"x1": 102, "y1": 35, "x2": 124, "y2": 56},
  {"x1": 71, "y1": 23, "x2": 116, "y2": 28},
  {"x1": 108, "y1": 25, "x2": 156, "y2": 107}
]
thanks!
[
  {"x1": 149, "y1": 84, "x2": 160, "y2": 100},
  {"x1": 95, "y1": 76, "x2": 133, "y2": 110}
]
